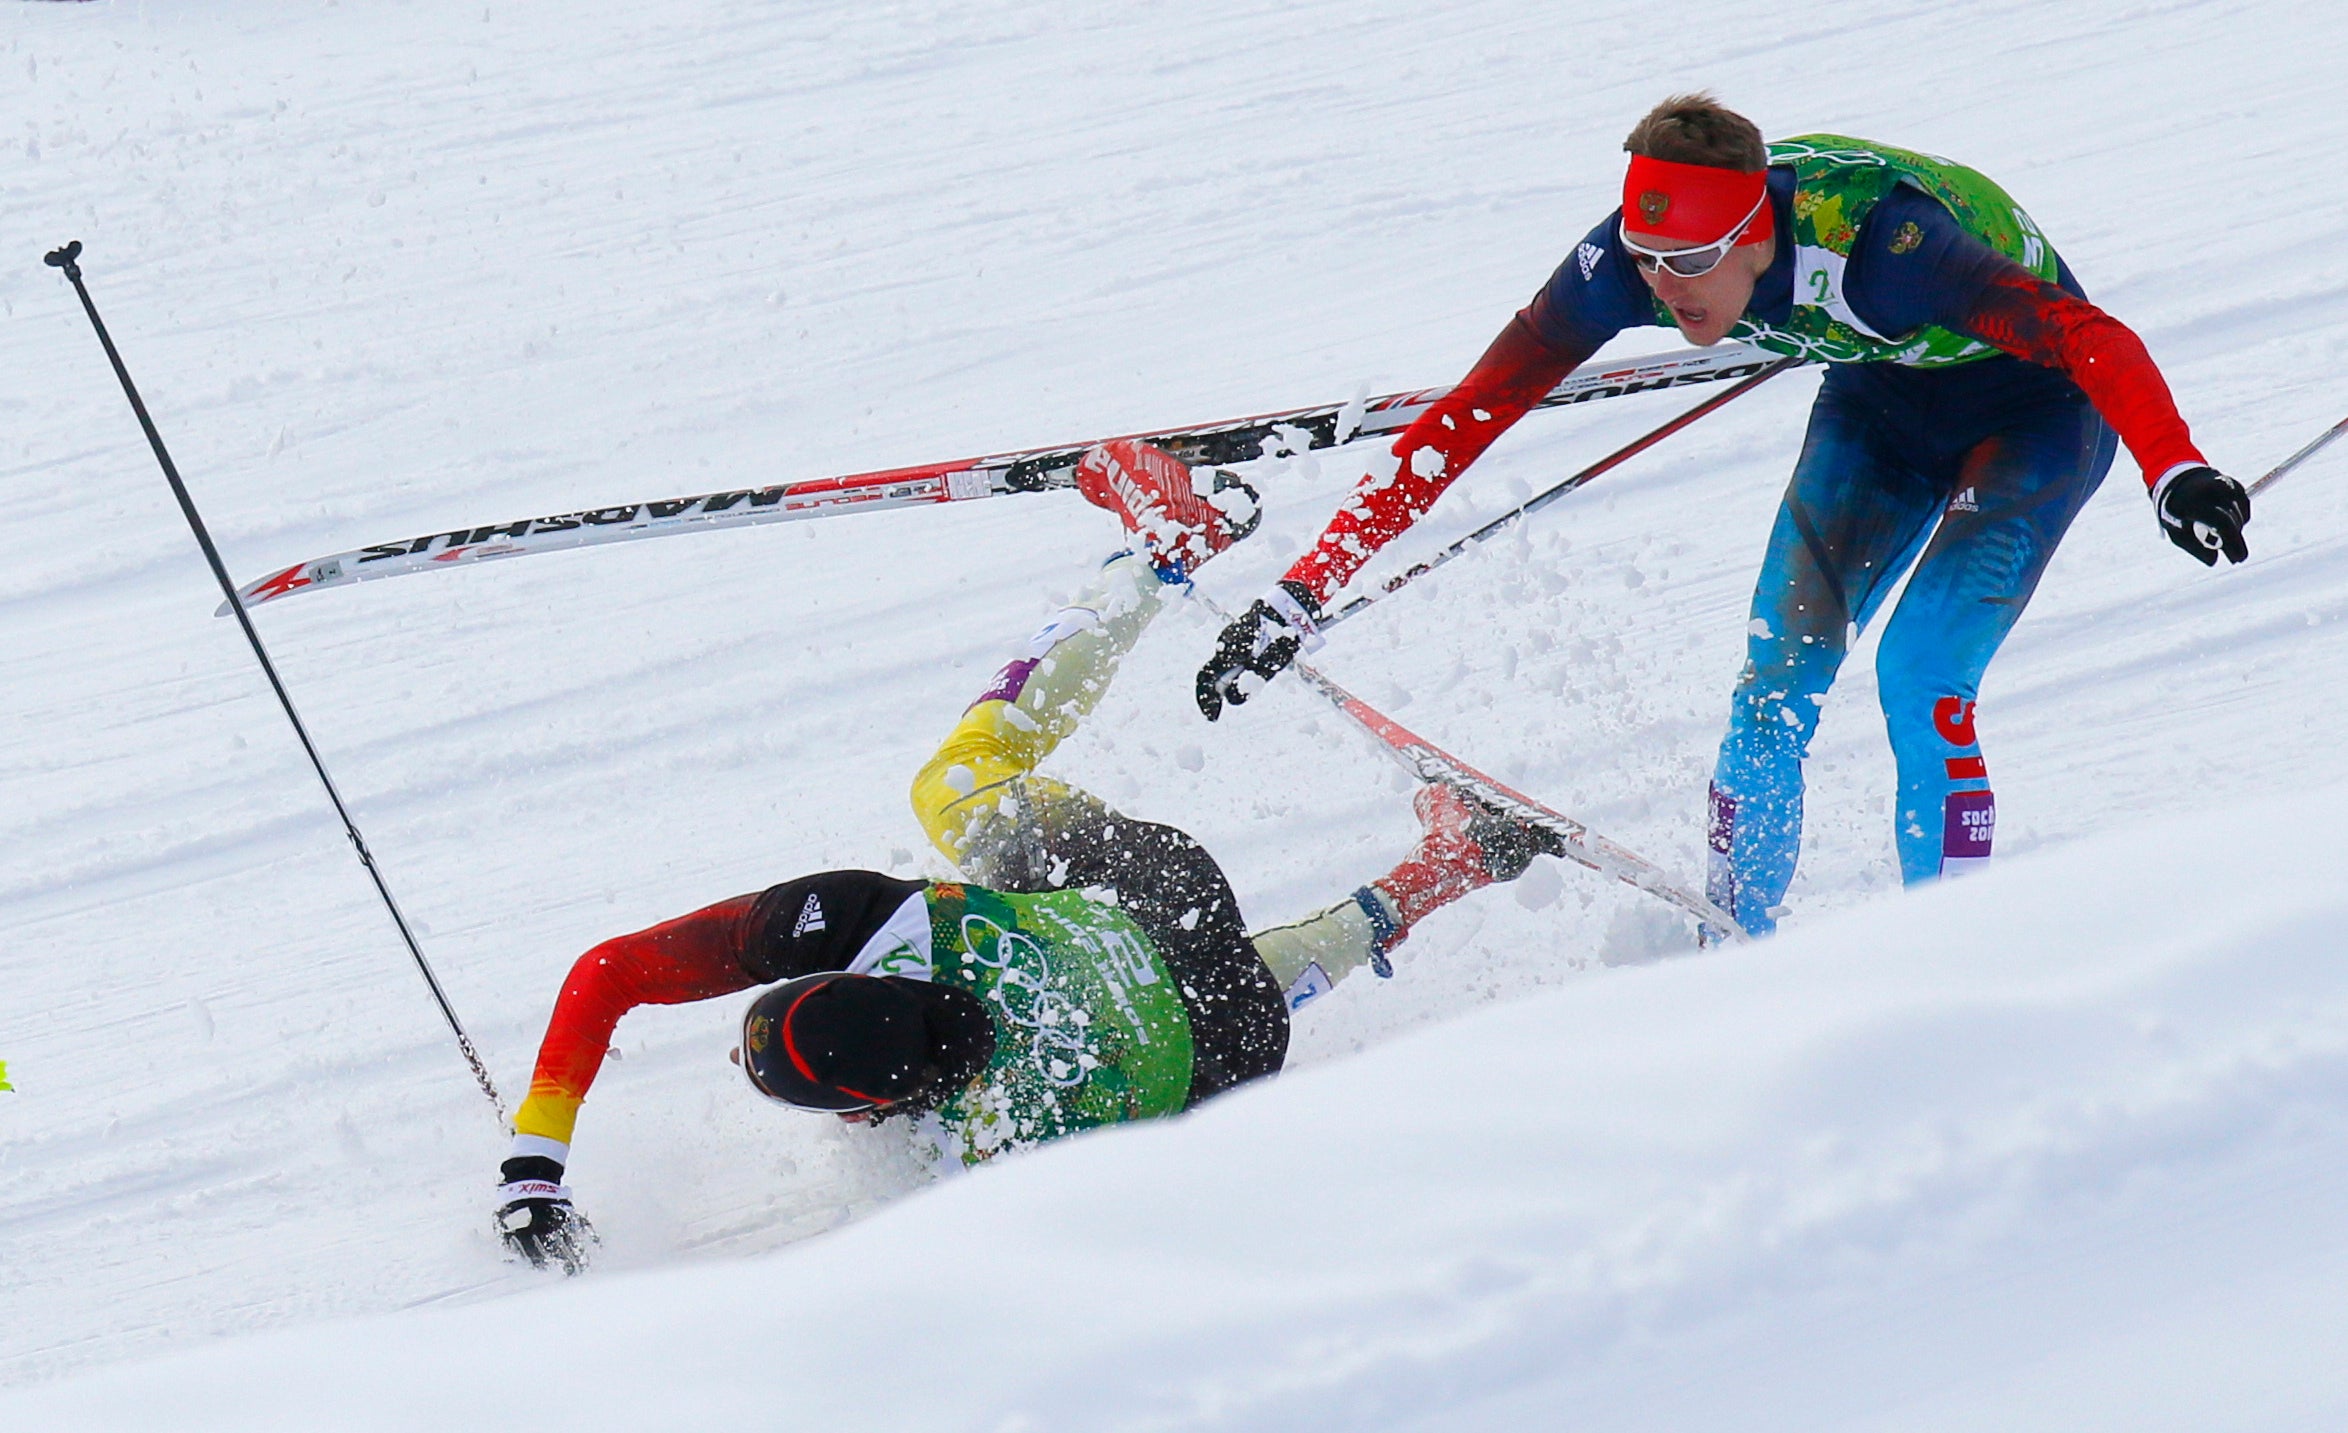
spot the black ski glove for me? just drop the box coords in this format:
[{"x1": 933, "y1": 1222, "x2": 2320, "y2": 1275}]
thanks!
[
  {"x1": 2155, "y1": 465, "x2": 2250, "y2": 566},
  {"x1": 494, "y1": 1155, "x2": 595, "y2": 1275},
  {"x1": 1196, "y1": 579, "x2": 1324, "y2": 720}
]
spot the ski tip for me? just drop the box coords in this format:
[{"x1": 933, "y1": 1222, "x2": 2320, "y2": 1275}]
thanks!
[{"x1": 220, "y1": 562, "x2": 318, "y2": 614}]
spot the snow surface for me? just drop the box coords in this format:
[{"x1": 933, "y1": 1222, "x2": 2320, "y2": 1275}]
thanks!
[
  {"x1": 17, "y1": 794, "x2": 2348, "y2": 1432},
  {"x1": 4, "y1": 0, "x2": 2348, "y2": 1424}
]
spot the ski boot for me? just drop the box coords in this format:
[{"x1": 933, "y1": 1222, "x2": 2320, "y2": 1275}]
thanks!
[
  {"x1": 1075, "y1": 438, "x2": 1261, "y2": 580},
  {"x1": 1364, "y1": 782, "x2": 1567, "y2": 974}
]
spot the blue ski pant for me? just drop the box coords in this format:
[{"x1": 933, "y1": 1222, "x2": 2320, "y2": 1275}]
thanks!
[{"x1": 1707, "y1": 361, "x2": 2118, "y2": 935}]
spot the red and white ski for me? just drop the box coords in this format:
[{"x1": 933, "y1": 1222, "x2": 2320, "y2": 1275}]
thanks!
[
  {"x1": 227, "y1": 343, "x2": 1786, "y2": 610},
  {"x1": 1286, "y1": 658, "x2": 1744, "y2": 937}
]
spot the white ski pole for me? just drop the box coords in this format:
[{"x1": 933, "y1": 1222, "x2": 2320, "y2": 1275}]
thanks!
[
  {"x1": 2247, "y1": 410, "x2": 2348, "y2": 498},
  {"x1": 1190, "y1": 592, "x2": 1743, "y2": 937},
  {"x1": 1319, "y1": 357, "x2": 1803, "y2": 633}
]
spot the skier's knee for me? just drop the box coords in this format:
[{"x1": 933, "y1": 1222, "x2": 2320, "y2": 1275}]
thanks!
[
  {"x1": 1721, "y1": 677, "x2": 1825, "y2": 766},
  {"x1": 1879, "y1": 672, "x2": 1984, "y2": 758},
  {"x1": 910, "y1": 731, "x2": 1018, "y2": 863},
  {"x1": 908, "y1": 753, "x2": 975, "y2": 862}
]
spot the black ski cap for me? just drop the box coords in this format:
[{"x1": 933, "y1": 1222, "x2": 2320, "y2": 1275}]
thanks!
[{"x1": 740, "y1": 973, "x2": 994, "y2": 1113}]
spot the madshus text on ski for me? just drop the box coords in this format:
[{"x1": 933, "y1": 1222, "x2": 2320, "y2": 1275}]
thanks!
[{"x1": 229, "y1": 342, "x2": 1780, "y2": 608}]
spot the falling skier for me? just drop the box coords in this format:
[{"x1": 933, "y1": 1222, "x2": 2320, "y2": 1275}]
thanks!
[
  {"x1": 1195, "y1": 94, "x2": 2251, "y2": 936},
  {"x1": 494, "y1": 440, "x2": 1563, "y2": 1273}
]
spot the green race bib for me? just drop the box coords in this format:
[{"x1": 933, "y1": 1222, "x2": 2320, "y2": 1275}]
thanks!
[
  {"x1": 921, "y1": 884, "x2": 1195, "y2": 1162},
  {"x1": 1653, "y1": 133, "x2": 2061, "y2": 367}
]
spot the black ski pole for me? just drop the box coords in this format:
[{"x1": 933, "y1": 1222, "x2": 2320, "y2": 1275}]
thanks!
[
  {"x1": 44, "y1": 240, "x2": 506, "y2": 1120},
  {"x1": 1320, "y1": 356, "x2": 1804, "y2": 632}
]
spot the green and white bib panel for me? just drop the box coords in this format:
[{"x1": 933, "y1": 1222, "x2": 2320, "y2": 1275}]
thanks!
[
  {"x1": 1651, "y1": 133, "x2": 2062, "y2": 368},
  {"x1": 850, "y1": 883, "x2": 1197, "y2": 1166}
]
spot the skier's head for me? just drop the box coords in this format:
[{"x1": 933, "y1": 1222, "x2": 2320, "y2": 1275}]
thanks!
[
  {"x1": 1618, "y1": 93, "x2": 1774, "y2": 347},
  {"x1": 737, "y1": 972, "x2": 995, "y2": 1116}
]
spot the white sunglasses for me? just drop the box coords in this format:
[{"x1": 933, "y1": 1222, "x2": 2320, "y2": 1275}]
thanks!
[{"x1": 1620, "y1": 191, "x2": 1769, "y2": 279}]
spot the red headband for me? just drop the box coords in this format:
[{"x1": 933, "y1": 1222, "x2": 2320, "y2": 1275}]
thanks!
[{"x1": 1621, "y1": 154, "x2": 1773, "y2": 248}]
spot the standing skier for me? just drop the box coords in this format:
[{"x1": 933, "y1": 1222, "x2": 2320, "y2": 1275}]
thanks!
[
  {"x1": 494, "y1": 440, "x2": 1562, "y2": 1272},
  {"x1": 1194, "y1": 95, "x2": 2249, "y2": 936}
]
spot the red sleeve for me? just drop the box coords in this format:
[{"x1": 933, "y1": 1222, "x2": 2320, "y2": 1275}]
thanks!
[
  {"x1": 513, "y1": 894, "x2": 764, "y2": 1147},
  {"x1": 1283, "y1": 306, "x2": 1595, "y2": 603},
  {"x1": 1953, "y1": 269, "x2": 2204, "y2": 486}
]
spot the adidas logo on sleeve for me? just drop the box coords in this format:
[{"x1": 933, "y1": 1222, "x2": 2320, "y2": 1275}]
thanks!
[
  {"x1": 793, "y1": 893, "x2": 827, "y2": 937},
  {"x1": 748, "y1": 871, "x2": 933, "y2": 983}
]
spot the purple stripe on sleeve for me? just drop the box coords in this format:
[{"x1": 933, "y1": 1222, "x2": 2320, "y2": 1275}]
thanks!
[{"x1": 968, "y1": 657, "x2": 1040, "y2": 710}]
